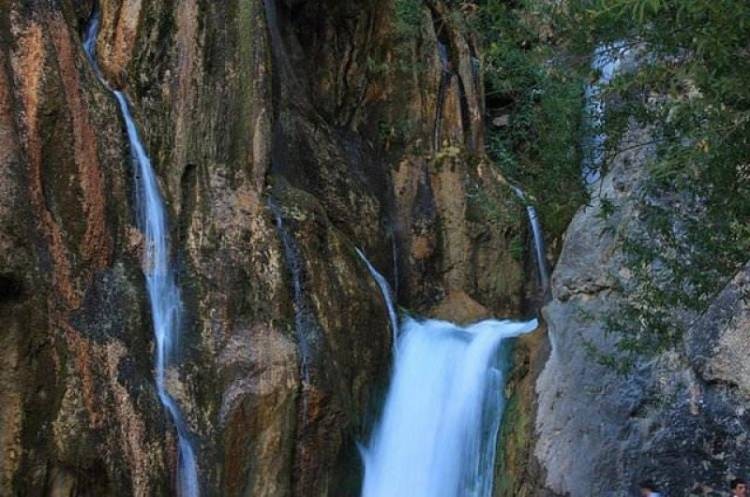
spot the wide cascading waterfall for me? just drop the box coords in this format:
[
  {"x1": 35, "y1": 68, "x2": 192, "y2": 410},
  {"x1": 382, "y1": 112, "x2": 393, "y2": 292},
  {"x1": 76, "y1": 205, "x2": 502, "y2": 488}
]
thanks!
[
  {"x1": 83, "y1": 10, "x2": 200, "y2": 497},
  {"x1": 361, "y1": 317, "x2": 537, "y2": 497},
  {"x1": 355, "y1": 248, "x2": 400, "y2": 350}
]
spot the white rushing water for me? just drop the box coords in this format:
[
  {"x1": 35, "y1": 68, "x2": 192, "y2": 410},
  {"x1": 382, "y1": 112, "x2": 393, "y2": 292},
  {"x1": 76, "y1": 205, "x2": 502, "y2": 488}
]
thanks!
[
  {"x1": 355, "y1": 248, "x2": 400, "y2": 351},
  {"x1": 509, "y1": 186, "x2": 549, "y2": 292},
  {"x1": 582, "y1": 43, "x2": 627, "y2": 185},
  {"x1": 361, "y1": 317, "x2": 538, "y2": 497},
  {"x1": 524, "y1": 203, "x2": 549, "y2": 293},
  {"x1": 83, "y1": 10, "x2": 200, "y2": 497}
]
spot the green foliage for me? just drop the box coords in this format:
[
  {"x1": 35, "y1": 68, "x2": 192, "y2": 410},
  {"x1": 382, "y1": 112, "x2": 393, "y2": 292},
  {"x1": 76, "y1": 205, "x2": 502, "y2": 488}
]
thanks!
[
  {"x1": 554, "y1": 0, "x2": 750, "y2": 366},
  {"x1": 596, "y1": 196, "x2": 615, "y2": 221},
  {"x1": 475, "y1": 0, "x2": 587, "y2": 240},
  {"x1": 465, "y1": 177, "x2": 518, "y2": 228},
  {"x1": 509, "y1": 235, "x2": 525, "y2": 262},
  {"x1": 394, "y1": 0, "x2": 425, "y2": 40},
  {"x1": 378, "y1": 117, "x2": 417, "y2": 150},
  {"x1": 389, "y1": 0, "x2": 434, "y2": 75},
  {"x1": 582, "y1": 338, "x2": 630, "y2": 374}
]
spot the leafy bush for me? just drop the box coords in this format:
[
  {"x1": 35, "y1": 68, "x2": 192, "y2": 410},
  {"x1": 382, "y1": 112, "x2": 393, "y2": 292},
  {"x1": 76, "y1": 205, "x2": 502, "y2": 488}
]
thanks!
[
  {"x1": 475, "y1": 0, "x2": 587, "y2": 240},
  {"x1": 557, "y1": 0, "x2": 750, "y2": 365},
  {"x1": 394, "y1": 0, "x2": 425, "y2": 40}
]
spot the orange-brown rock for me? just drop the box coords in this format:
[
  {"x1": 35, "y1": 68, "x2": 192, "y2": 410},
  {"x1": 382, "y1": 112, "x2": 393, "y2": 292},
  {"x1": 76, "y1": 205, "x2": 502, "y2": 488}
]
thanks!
[{"x1": 0, "y1": 1, "x2": 531, "y2": 496}]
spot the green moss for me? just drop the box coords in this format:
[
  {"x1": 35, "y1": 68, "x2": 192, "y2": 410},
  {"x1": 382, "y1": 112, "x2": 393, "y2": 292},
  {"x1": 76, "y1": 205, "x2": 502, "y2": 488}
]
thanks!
[
  {"x1": 464, "y1": 177, "x2": 517, "y2": 227},
  {"x1": 229, "y1": 0, "x2": 259, "y2": 174},
  {"x1": 494, "y1": 357, "x2": 534, "y2": 497},
  {"x1": 509, "y1": 235, "x2": 524, "y2": 262},
  {"x1": 495, "y1": 393, "x2": 522, "y2": 495}
]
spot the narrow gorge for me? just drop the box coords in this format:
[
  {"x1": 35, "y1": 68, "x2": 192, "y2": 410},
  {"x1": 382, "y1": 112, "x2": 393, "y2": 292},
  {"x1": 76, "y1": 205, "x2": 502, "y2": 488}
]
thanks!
[{"x1": 1, "y1": 1, "x2": 749, "y2": 497}]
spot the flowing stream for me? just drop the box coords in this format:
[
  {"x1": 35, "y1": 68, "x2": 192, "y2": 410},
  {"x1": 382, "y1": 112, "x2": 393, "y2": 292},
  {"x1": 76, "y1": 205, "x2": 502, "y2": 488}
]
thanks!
[
  {"x1": 83, "y1": 10, "x2": 200, "y2": 497},
  {"x1": 434, "y1": 40, "x2": 452, "y2": 151},
  {"x1": 269, "y1": 199, "x2": 314, "y2": 382},
  {"x1": 361, "y1": 317, "x2": 538, "y2": 497},
  {"x1": 582, "y1": 43, "x2": 627, "y2": 185},
  {"x1": 509, "y1": 186, "x2": 549, "y2": 293},
  {"x1": 84, "y1": 6, "x2": 539, "y2": 497},
  {"x1": 355, "y1": 248, "x2": 400, "y2": 351}
]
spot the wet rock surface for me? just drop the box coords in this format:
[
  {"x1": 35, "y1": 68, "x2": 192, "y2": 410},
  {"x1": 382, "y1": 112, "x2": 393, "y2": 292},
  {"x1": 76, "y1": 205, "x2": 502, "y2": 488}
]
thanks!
[
  {"x1": 0, "y1": 1, "x2": 531, "y2": 496},
  {"x1": 6, "y1": 2, "x2": 749, "y2": 497}
]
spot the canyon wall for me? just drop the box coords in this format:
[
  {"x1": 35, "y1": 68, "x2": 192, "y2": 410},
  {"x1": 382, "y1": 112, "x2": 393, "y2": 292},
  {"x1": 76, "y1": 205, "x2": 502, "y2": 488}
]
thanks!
[
  {"x1": 500, "y1": 124, "x2": 750, "y2": 497},
  {"x1": 0, "y1": 1, "x2": 533, "y2": 496},
  {"x1": 5, "y1": 2, "x2": 748, "y2": 497}
]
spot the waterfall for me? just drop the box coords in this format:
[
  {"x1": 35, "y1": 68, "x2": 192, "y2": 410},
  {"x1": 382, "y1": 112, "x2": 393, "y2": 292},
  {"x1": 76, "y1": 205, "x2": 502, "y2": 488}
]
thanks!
[
  {"x1": 361, "y1": 317, "x2": 538, "y2": 497},
  {"x1": 269, "y1": 199, "x2": 314, "y2": 383},
  {"x1": 83, "y1": 10, "x2": 200, "y2": 497},
  {"x1": 263, "y1": 0, "x2": 300, "y2": 93},
  {"x1": 509, "y1": 185, "x2": 549, "y2": 292},
  {"x1": 355, "y1": 248, "x2": 400, "y2": 351},
  {"x1": 582, "y1": 43, "x2": 626, "y2": 185},
  {"x1": 526, "y1": 204, "x2": 549, "y2": 292},
  {"x1": 434, "y1": 40, "x2": 451, "y2": 151}
]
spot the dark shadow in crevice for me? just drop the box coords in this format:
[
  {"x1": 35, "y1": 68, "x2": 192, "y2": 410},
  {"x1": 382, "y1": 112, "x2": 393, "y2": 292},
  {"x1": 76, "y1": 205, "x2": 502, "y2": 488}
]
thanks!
[{"x1": 0, "y1": 273, "x2": 24, "y2": 304}]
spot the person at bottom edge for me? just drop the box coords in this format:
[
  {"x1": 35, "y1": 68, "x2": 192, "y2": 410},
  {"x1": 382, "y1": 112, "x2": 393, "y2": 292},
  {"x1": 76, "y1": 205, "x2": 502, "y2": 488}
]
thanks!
[
  {"x1": 639, "y1": 480, "x2": 662, "y2": 497},
  {"x1": 732, "y1": 478, "x2": 747, "y2": 497}
]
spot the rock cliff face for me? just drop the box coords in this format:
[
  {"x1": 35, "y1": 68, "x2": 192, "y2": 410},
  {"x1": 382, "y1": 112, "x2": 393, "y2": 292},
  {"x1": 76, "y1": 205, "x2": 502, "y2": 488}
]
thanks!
[
  {"x1": 4, "y1": 2, "x2": 749, "y2": 497},
  {"x1": 0, "y1": 1, "x2": 532, "y2": 496},
  {"x1": 500, "y1": 124, "x2": 750, "y2": 497}
]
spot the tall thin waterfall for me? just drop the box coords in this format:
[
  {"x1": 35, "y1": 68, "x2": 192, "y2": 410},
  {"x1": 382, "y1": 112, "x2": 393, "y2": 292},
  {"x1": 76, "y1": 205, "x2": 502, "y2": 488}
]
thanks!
[
  {"x1": 269, "y1": 199, "x2": 313, "y2": 382},
  {"x1": 83, "y1": 10, "x2": 200, "y2": 497},
  {"x1": 526, "y1": 204, "x2": 548, "y2": 291},
  {"x1": 509, "y1": 185, "x2": 549, "y2": 292},
  {"x1": 434, "y1": 40, "x2": 452, "y2": 151},
  {"x1": 361, "y1": 317, "x2": 538, "y2": 497},
  {"x1": 355, "y1": 248, "x2": 400, "y2": 351},
  {"x1": 582, "y1": 43, "x2": 626, "y2": 185}
]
